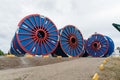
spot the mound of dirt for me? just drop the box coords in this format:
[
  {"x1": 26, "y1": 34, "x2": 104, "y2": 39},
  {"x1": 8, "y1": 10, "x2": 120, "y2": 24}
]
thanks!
[
  {"x1": 0, "y1": 58, "x2": 104, "y2": 80},
  {"x1": 0, "y1": 57, "x2": 75, "y2": 70}
]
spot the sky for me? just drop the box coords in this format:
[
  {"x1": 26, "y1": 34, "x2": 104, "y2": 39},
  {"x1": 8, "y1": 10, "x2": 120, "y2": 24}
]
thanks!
[{"x1": 0, "y1": 0, "x2": 120, "y2": 53}]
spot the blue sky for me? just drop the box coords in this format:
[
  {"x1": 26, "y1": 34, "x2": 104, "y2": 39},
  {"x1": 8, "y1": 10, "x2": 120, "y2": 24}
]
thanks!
[{"x1": 0, "y1": 0, "x2": 120, "y2": 53}]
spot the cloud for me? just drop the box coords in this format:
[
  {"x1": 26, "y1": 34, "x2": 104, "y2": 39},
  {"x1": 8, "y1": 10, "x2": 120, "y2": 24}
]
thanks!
[{"x1": 0, "y1": 0, "x2": 120, "y2": 52}]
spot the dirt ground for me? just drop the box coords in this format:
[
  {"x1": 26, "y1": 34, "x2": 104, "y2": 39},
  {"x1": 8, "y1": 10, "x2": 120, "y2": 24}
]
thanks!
[
  {"x1": 0, "y1": 57, "x2": 75, "y2": 70},
  {"x1": 0, "y1": 57, "x2": 104, "y2": 80},
  {"x1": 98, "y1": 57, "x2": 120, "y2": 80}
]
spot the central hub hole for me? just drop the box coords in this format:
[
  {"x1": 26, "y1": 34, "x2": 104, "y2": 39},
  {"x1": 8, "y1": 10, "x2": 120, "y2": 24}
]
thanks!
[
  {"x1": 94, "y1": 43, "x2": 98, "y2": 48},
  {"x1": 71, "y1": 38, "x2": 76, "y2": 43},
  {"x1": 37, "y1": 31, "x2": 45, "y2": 39}
]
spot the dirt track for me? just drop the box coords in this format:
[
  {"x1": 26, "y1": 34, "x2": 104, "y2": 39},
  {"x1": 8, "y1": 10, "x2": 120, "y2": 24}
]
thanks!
[{"x1": 0, "y1": 58, "x2": 104, "y2": 80}]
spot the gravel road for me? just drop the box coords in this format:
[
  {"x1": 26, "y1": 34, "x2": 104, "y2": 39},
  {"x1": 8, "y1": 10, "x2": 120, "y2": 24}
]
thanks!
[{"x1": 0, "y1": 58, "x2": 104, "y2": 80}]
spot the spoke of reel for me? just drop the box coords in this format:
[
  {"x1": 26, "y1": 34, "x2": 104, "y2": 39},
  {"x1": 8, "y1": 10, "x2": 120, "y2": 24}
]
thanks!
[
  {"x1": 29, "y1": 41, "x2": 37, "y2": 53},
  {"x1": 48, "y1": 30, "x2": 57, "y2": 33},
  {"x1": 23, "y1": 21, "x2": 34, "y2": 30},
  {"x1": 27, "y1": 18, "x2": 36, "y2": 27},
  {"x1": 33, "y1": 16, "x2": 38, "y2": 27},
  {"x1": 20, "y1": 37, "x2": 33, "y2": 42},
  {"x1": 47, "y1": 39, "x2": 56, "y2": 46},
  {"x1": 47, "y1": 25, "x2": 55, "y2": 31},
  {"x1": 42, "y1": 41, "x2": 48, "y2": 53},
  {"x1": 20, "y1": 27, "x2": 34, "y2": 33},
  {"x1": 24, "y1": 39, "x2": 34, "y2": 48},
  {"x1": 18, "y1": 33, "x2": 34, "y2": 36}
]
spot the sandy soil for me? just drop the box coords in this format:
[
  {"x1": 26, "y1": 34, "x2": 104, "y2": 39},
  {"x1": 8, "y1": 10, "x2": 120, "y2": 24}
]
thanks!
[{"x1": 0, "y1": 58, "x2": 104, "y2": 80}]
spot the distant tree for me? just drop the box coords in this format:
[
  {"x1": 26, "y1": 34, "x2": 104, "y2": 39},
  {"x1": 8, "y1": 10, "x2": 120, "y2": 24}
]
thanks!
[
  {"x1": 7, "y1": 51, "x2": 11, "y2": 55},
  {"x1": 116, "y1": 47, "x2": 120, "y2": 53},
  {"x1": 0, "y1": 50, "x2": 4, "y2": 56},
  {"x1": 117, "y1": 47, "x2": 120, "y2": 50}
]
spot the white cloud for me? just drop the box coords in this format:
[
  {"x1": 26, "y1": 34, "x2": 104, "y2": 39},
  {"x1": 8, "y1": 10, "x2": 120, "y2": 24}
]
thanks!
[{"x1": 0, "y1": 0, "x2": 120, "y2": 52}]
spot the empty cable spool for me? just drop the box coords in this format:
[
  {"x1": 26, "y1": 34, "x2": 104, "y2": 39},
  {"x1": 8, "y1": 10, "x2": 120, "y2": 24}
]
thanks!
[
  {"x1": 53, "y1": 25, "x2": 84, "y2": 57},
  {"x1": 10, "y1": 14, "x2": 59, "y2": 56},
  {"x1": 86, "y1": 33, "x2": 114, "y2": 57}
]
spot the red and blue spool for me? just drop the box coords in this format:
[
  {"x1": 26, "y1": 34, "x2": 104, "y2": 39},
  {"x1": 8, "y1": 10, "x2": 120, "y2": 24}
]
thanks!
[
  {"x1": 10, "y1": 14, "x2": 59, "y2": 56},
  {"x1": 86, "y1": 33, "x2": 114, "y2": 57},
  {"x1": 104, "y1": 36, "x2": 114, "y2": 57},
  {"x1": 54, "y1": 25, "x2": 84, "y2": 57}
]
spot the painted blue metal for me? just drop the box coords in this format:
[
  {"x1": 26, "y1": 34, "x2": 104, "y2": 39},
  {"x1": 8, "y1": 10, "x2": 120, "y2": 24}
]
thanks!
[
  {"x1": 86, "y1": 34, "x2": 109, "y2": 57},
  {"x1": 54, "y1": 25, "x2": 84, "y2": 57},
  {"x1": 10, "y1": 34, "x2": 26, "y2": 56},
  {"x1": 10, "y1": 14, "x2": 59, "y2": 56},
  {"x1": 86, "y1": 33, "x2": 114, "y2": 57},
  {"x1": 104, "y1": 36, "x2": 114, "y2": 57}
]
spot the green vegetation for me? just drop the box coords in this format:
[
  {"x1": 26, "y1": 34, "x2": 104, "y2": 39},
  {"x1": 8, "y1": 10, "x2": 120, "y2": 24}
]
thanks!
[{"x1": 0, "y1": 50, "x2": 4, "y2": 56}]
